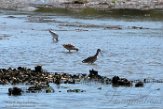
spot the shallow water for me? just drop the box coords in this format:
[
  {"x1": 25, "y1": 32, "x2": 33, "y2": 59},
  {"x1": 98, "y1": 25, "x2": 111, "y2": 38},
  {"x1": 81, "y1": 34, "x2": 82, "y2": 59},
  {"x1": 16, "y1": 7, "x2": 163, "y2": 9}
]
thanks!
[{"x1": 0, "y1": 10, "x2": 163, "y2": 109}]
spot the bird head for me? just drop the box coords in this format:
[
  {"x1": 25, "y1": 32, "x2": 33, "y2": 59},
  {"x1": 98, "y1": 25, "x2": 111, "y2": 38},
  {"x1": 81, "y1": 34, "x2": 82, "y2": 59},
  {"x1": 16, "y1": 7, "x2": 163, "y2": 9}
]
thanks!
[{"x1": 97, "y1": 49, "x2": 101, "y2": 53}]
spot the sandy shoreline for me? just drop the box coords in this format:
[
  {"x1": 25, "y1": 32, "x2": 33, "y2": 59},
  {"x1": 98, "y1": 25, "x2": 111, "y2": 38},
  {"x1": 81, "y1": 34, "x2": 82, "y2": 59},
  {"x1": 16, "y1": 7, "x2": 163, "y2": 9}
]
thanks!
[{"x1": 0, "y1": 0, "x2": 163, "y2": 11}]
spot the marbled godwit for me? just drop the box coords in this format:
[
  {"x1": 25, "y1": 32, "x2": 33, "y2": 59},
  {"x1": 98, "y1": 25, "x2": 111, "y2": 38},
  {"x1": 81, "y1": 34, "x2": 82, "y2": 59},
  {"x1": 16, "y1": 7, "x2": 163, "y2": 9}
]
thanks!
[{"x1": 63, "y1": 44, "x2": 79, "y2": 52}]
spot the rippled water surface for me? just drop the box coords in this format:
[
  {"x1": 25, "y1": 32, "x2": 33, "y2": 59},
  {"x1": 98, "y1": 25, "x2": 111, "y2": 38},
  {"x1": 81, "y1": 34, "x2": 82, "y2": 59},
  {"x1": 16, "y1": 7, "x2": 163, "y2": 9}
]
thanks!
[{"x1": 0, "y1": 10, "x2": 163, "y2": 109}]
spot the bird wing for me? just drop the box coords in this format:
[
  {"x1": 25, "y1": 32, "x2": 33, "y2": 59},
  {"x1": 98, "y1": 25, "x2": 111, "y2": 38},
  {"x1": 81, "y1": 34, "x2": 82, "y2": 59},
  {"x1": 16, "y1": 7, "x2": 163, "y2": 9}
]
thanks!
[
  {"x1": 49, "y1": 30, "x2": 58, "y2": 39},
  {"x1": 82, "y1": 56, "x2": 94, "y2": 63},
  {"x1": 67, "y1": 44, "x2": 75, "y2": 48},
  {"x1": 63, "y1": 44, "x2": 75, "y2": 48}
]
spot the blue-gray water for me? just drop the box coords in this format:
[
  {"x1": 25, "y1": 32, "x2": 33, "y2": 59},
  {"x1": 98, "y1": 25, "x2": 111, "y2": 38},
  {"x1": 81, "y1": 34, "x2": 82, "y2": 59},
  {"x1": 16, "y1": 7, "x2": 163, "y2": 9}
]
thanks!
[{"x1": 0, "y1": 10, "x2": 163, "y2": 109}]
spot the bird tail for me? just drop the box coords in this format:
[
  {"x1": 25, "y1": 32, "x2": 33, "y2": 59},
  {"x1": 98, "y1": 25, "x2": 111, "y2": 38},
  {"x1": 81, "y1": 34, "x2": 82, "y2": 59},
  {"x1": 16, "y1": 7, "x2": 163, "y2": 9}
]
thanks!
[{"x1": 56, "y1": 37, "x2": 59, "y2": 41}]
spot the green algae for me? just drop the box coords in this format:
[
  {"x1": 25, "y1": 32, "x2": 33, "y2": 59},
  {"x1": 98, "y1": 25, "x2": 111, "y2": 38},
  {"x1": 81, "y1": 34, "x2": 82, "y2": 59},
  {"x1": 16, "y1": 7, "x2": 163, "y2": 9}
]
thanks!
[{"x1": 35, "y1": 7, "x2": 163, "y2": 20}]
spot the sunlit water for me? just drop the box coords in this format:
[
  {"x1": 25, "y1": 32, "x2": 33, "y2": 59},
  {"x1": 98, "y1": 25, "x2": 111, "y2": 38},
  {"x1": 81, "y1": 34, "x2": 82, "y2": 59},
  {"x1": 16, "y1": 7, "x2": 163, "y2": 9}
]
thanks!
[{"x1": 0, "y1": 10, "x2": 163, "y2": 109}]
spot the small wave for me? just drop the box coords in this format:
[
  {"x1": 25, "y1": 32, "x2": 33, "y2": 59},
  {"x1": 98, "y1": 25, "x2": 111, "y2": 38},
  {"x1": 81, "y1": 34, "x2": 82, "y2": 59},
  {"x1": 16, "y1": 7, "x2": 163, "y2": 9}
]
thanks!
[{"x1": 147, "y1": 61, "x2": 163, "y2": 66}]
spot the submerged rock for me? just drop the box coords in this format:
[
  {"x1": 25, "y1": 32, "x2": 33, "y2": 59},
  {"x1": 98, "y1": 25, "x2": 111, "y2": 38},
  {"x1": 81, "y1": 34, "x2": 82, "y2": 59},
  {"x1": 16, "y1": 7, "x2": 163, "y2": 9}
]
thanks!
[
  {"x1": 46, "y1": 86, "x2": 55, "y2": 93},
  {"x1": 8, "y1": 87, "x2": 23, "y2": 96},
  {"x1": 27, "y1": 85, "x2": 42, "y2": 93},
  {"x1": 67, "y1": 89, "x2": 86, "y2": 93},
  {"x1": 112, "y1": 76, "x2": 132, "y2": 87},
  {"x1": 135, "y1": 81, "x2": 144, "y2": 87},
  {"x1": 27, "y1": 82, "x2": 54, "y2": 93}
]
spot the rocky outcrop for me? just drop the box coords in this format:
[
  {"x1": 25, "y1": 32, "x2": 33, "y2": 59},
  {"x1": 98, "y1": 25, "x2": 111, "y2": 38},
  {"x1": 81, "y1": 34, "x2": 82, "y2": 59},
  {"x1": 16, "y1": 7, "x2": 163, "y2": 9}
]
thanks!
[
  {"x1": 1, "y1": 66, "x2": 163, "y2": 86},
  {"x1": 0, "y1": 0, "x2": 163, "y2": 11},
  {"x1": 0, "y1": 66, "x2": 163, "y2": 95}
]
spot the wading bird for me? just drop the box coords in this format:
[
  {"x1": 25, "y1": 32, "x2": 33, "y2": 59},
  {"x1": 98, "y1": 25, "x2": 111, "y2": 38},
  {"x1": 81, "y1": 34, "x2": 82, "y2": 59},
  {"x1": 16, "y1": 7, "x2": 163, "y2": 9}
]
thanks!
[
  {"x1": 82, "y1": 49, "x2": 101, "y2": 64},
  {"x1": 49, "y1": 29, "x2": 58, "y2": 42},
  {"x1": 63, "y1": 44, "x2": 79, "y2": 52}
]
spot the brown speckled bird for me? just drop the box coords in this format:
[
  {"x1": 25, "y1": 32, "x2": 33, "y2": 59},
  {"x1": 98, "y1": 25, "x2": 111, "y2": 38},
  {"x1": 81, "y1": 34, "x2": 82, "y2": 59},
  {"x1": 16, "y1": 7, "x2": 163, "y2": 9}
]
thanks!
[
  {"x1": 63, "y1": 44, "x2": 79, "y2": 52},
  {"x1": 82, "y1": 49, "x2": 101, "y2": 64}
]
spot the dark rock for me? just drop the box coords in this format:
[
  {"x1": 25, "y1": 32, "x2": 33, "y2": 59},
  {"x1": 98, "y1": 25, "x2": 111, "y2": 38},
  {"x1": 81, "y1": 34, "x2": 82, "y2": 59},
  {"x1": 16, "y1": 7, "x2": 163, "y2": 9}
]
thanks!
[
  {"x1": 45, "y1": 86, "x2": 55, "y2": 93},
  {"x1": 112, "y1": 76, "x2": 120, "y2": 84},
  {"x1": 89, "y1": 69, "x2": 98, "y2": 78},
  {"x1": 132, "y1": 26, "x2": 143, "y2": 29},
  {"x1": 34, "y1": 65, "x2": 42, "y2": 72},
  {"x1": 27, "y1": 85, "x2": 42, "y2": 93},
  {"x1": 72, "y1": 0, "x2": 85, "y2": 4},
  {"x1": 2, "y1": 69, "x2": 7, "y2": 73},
  {"x1": 156, "y1": 88, "x2": 160, "y2": 90},
  {"x1": 105, "y1": 26, "x2": 122, "y2": 30},
  {"x1": 104, "y1": 78, "x2": 111, "y2": 84},
  {"x1": 144, "y1": 78, "x2": 151, "y2": 83},
  {"x1": 12, "y1": 68, "x2": 17, "y2": 72},
  {"x1": 135, "y1": 81, "x2": 144, "y2": 87},
  {"x1": 0, "y1": 80, "x2": 8, "y2": 85},
  {"x1": 71, "y1": 74, "x2": 79, "y2": 79},
  {"x1": 67, "y1": 89, "x2": 86, "y2": 93},
  {"x1": 8, "y1": 87, "x2": 22, "y2": 96},
  {"x1": 54, "y1": 76, "x2": 61, "y2": 85},
  {"x1": 119, "y1": 78, "x2": 132, "y2": 86},
  {"x1": 82, "y1": 73, "x2": 87, "y2": 77},
  {"x1": 7, "y1": 16, "x2": 16, "y2": 18},
  {"x1": 27, "y1": 83, "x2": 55, "y2": 93},
  {"x1": 17, "y1": 67, "x2": 23, "y2": 71},
  {"x1": 64, "y1": 79, "x2": 75, "y2": 84},
  {"x1": 112, "y1": 76, "x2": 132, "y2": 87}
]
